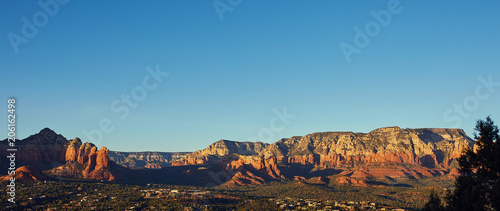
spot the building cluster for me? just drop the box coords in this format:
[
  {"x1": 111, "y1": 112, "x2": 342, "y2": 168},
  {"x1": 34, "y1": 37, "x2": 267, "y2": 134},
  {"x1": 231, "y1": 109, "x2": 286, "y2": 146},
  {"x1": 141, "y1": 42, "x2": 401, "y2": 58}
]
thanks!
[
  {"x1": 140, "y1": 188, "x2": 210, "y2": 199},
  {"x1": 271, "y1": 197, "x2": 406, "y2": 211}
]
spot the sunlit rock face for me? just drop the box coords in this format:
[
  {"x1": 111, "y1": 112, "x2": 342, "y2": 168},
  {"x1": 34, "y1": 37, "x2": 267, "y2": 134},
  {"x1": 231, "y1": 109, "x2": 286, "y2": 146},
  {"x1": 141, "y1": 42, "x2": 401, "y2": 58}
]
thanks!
[
  {"x1": 0, "y1": 128, "x2": 119, "y2": 182},
  {"x1": 174, "y1": 127, "x2": 473, "y2": 186}
]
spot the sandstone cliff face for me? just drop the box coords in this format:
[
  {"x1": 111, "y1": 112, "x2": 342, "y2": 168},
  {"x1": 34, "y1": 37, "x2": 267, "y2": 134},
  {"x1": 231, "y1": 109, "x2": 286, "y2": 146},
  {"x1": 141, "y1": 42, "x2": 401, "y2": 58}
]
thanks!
[
  {"x1": 80, "y1": 146, "x2": 115, "y2": 181},
  {"x1": 65, "y1": 138, "x2": 82, "y2": 163},
  {"x1": 200, "y1": 140, "x2": 269, "y2": 156},
  {"x1": 144, "y1": 163, "x2": 162, "y2": 169},
  {"x1": 172, "y1": 140, "x2": 268, "y2": 166},
  {"x1": 212, "y1": 155, "x2": 284, "y2": 186},
  {"x1": 0, "y1": 128, "x2": 118, "y2": 182},
  {"x1": 174, "y1": 127, "x2": 473, "y2": 186},
  {"x1": 52, "y1": 143, "x2": 117, "y2": 181},
  {"x1": 77, "y1": 142, "x2": 96, "y2": 165},
  {"x1": 260, "y1": 127, "x2": 472, "y2": 168}
]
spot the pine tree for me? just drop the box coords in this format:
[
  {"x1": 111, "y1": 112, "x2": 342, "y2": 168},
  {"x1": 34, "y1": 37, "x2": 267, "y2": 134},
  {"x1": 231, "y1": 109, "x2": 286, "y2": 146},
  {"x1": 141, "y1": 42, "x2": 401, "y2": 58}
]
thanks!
[
  {"x1": 422, "y1": 190, "x2": 445, "y2": 211},
  {"x1": 445, "y1": 116, "x2": 500, "y2": 211}
]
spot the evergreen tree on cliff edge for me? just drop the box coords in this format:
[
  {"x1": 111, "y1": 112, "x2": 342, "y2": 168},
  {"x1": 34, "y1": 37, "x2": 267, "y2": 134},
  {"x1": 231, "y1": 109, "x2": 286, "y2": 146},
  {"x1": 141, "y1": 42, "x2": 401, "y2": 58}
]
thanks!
[{"x1": 425, "y1": 116, "x2": 500, "y2": 210}]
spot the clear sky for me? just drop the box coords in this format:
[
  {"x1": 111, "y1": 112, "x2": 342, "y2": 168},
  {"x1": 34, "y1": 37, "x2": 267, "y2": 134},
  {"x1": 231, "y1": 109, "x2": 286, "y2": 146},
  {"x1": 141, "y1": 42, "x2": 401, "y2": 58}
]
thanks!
[{"x1": 1, "y1": 1, "x2": 499, "y2": 152}]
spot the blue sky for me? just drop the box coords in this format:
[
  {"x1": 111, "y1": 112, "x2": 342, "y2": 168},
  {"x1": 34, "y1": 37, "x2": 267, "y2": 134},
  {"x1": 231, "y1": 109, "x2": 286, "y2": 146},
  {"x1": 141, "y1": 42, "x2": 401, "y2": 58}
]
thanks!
[{"x1": 1, "y1": 0, "x2": 499, "y2": 152}]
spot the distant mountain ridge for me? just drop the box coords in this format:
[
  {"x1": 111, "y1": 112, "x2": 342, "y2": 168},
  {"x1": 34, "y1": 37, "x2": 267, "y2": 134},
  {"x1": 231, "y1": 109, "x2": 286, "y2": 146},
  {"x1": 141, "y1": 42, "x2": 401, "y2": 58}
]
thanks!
[
  {"x1": 174, "y1": 127, "x2": 472, "y2": 167},
  {"x1": 172, "y1": 126, "x2": 473, "y2": 186},
  {"x1": 109, "y1": 151, "x2": 189, "y2": 169},
  {"x1": 0, "y1": 126, "x2": 474, "y2": 187}
]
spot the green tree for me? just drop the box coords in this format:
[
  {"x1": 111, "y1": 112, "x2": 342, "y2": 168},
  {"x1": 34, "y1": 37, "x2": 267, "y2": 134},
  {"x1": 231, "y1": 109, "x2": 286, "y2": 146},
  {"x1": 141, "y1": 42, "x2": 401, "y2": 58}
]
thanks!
[
  {"x1": 422, "y1": 190, "x2": 445, "y2": 211},
  {"x1": 445, "y1": 116, "x2": 500, "y2": 211}
]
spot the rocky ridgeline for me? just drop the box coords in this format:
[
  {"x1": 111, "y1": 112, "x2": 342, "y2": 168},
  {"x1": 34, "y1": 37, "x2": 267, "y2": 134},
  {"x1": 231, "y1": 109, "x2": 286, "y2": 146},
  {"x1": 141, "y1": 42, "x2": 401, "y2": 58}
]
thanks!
[
  {"x1": 108, "y1": 151, "x2": 189, "y2": 169},
  {"x1": 262, "y1": 127, "x2": 472, "y2": 168},
  {"x1": 172, "y1": 127, "x2": 473, "y2": 185},
  {"x1": 0, "y1": 128, "x2": 118, "y2": 182},
  {"x1": 0, "y1": 128, "x2": 67, "y2": 170},
  {"x1": 172, "y1": 140, "x2": 268, "y2": 166},
  {"x1": 0, "y1": 127, "x2": 474, "y2": 186}
]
